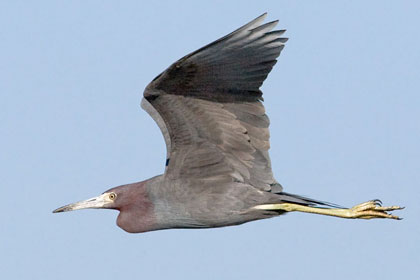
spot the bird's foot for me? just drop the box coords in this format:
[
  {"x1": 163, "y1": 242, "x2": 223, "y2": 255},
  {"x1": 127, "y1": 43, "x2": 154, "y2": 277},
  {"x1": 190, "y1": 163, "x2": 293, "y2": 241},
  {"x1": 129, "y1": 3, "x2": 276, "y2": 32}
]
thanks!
[{"x1": 346, "y1": 199, "x2": 404, "y2": 220}]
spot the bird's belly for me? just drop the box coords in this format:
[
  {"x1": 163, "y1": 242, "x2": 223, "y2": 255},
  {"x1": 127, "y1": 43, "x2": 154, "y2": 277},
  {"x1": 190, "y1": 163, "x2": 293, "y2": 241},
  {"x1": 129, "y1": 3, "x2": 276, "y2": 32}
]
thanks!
[
  {"x1": 151, "y1": 183, "x2": 277, "y2": 229},
  {"x1": 154, "y1": 204, "x2": 271, "y2": 229}
]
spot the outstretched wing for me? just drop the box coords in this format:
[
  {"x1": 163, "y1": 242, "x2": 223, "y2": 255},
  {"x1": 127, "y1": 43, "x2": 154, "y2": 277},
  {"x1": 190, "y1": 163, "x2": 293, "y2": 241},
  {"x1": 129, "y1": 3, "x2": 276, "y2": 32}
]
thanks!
[{"x1": 141, "y1": 13, "x2": 287, "y2": 192}]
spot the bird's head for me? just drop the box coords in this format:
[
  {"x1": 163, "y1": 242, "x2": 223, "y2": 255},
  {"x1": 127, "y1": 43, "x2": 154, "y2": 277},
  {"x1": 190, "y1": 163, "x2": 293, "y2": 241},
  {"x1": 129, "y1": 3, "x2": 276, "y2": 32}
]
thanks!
[
  {"x1": 52, "y1": 181, "x2": 148, "y2": 213},
  {"x1": 52, "y1": 181, "x2": 156, "y2": 233}
]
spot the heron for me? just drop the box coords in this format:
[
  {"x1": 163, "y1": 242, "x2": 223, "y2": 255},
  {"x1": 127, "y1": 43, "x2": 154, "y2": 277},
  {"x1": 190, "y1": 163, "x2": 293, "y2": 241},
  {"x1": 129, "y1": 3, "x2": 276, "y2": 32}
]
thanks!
[{"x1": 53, "y1": 13, "x2": 403, "y2": 233}]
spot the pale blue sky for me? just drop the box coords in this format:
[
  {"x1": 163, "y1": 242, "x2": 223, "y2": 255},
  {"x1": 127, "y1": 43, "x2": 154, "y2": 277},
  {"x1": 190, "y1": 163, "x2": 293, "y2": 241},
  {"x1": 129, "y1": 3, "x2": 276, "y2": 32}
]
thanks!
[{"x1": 1, "y1": 1, "x2": 419, "y2": 279}]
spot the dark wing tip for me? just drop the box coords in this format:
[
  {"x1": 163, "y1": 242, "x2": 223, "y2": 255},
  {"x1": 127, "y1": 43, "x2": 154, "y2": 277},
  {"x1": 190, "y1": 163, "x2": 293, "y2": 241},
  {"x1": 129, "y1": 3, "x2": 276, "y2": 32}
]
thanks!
[{"x1": 145, "y1": 14, "x2": 287, "y2": 103}]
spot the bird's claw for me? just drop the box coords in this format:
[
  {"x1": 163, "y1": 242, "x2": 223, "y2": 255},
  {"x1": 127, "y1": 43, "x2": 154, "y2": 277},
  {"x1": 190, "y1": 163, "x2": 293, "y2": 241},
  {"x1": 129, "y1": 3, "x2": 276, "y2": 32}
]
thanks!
[{"x1": 349, "y1": 200, "x2": 404, "y2": 220}]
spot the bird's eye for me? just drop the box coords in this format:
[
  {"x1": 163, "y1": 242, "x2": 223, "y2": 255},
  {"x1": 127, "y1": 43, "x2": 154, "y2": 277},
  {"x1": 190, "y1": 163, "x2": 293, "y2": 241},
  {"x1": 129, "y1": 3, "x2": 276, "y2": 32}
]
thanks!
[{"x1": 109, "y1": 193, "x2": 117, "y2": 200}]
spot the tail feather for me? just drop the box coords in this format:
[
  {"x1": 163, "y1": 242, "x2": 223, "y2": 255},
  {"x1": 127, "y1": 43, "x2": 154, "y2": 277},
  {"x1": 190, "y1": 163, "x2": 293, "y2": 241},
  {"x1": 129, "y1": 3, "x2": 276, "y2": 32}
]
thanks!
[{"x1": 276, "y1": 192, "x2": 345, "y2": 209}]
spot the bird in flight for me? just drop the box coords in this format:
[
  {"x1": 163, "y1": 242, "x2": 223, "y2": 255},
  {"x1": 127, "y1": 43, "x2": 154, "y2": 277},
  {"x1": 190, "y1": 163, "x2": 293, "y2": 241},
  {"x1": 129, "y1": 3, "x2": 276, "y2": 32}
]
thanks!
[{"x1": 53, "y1": 13, "x2": 403, "y2": 233}]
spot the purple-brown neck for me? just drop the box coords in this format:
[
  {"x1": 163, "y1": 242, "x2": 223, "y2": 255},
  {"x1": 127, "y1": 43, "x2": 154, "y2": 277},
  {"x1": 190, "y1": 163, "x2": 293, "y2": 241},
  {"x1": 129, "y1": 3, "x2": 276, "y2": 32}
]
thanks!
[{"x1": 107, "y1": 180, "x2": 157, "y2": 233}]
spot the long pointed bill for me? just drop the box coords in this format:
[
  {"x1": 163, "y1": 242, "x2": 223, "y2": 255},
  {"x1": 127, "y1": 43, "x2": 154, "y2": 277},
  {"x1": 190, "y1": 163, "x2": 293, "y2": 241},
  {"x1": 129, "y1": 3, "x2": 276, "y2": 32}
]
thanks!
[{"x1": 53, "y1": 193, "x2": 113, "y2": 213}]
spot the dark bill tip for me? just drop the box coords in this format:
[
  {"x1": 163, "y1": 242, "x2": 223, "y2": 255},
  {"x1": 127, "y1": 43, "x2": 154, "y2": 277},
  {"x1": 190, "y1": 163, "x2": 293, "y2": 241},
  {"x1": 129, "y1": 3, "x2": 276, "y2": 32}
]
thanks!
[{"x1": 52, "y1": 206, "x2": 72, "y2": 213}]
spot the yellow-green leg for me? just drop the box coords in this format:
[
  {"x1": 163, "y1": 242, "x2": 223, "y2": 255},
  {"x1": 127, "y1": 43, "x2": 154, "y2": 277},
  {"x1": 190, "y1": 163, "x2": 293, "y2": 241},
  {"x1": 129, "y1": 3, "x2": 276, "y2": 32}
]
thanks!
[{"x1": 253, "y1": 200, "x2": 404, "y2": 220}]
